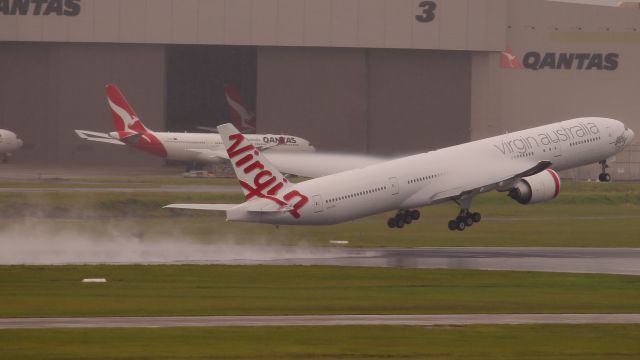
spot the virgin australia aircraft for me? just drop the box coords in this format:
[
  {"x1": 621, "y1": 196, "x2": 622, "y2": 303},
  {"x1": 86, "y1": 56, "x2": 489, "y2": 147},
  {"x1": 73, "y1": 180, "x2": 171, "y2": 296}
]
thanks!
[
  {"x1": 75, "y1": 84, "x2": 314, "y2": 165},
  {"x1": 0, "y1": 129, "x2": 23, "y2": 163},
  {"x1": 166, "y1": 118, "x2": 634, "y2": 231}
]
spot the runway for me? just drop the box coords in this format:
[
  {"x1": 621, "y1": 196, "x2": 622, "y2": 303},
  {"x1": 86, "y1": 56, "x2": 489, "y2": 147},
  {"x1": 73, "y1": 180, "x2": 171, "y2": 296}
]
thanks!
[
  {"x1": 198, "y1": 247, "x2": 640, "y2": 276},
  {"x1": 2, "y1": 314, "x2": 640, "y2": 329}
]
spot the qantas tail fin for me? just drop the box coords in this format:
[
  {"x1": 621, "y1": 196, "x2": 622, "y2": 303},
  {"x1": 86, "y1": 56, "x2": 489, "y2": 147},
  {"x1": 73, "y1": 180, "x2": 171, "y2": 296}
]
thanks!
[
  {"x1": 224, "y1": 84, "x2": 256, "y2": 133},
  {"x1": 105, "y1": 84, "x2": 149, "y2": 133}
]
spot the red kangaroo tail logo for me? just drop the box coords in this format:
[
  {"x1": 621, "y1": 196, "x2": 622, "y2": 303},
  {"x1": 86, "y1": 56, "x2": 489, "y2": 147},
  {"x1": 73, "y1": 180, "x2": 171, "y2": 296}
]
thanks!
[
  {"x1": 219, "y1": 123, "x2": 308, "y2": 219},
  {"x1": 500, "y1": 47, "x2": 523, "y2": 69},
  {"x1": 224, "y1": 84, "x2": 256, "y2": 132},
  {"x1": 105, "y1": 84, "x2": 149, "y2": 133}
]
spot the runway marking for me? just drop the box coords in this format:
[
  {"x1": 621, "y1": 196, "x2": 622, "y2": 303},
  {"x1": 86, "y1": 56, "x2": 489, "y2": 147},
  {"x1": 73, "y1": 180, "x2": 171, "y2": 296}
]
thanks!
[{"x1": 2, "y1": 314, "x2": 640, "y2": 329}]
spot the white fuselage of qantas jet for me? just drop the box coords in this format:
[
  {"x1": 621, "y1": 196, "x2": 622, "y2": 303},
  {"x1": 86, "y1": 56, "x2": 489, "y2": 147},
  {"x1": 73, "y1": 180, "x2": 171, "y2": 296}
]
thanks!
[
  {"x1": 141, "y1": 131, "x2": 315, "y2": 162},
  {"x1": 219, "y1": 117, "x2": 634, "y2": 226}
]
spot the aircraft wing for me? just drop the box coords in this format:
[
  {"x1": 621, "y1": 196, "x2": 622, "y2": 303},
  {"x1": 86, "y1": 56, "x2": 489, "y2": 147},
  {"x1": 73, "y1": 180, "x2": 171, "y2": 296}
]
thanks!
[
  {"x1": 185, "y1": 148, "x2": 229, "y2": 162},
  {"x1": 196, "y1": 126, "x2": 218, "y2": 133},
  {"x1": 164, "y1": 204, "x2": 237, "y2": 211},
  {"x1": 264, "y1": 152, "x2": 387, "y2": 178},
  {"x1": 427, "y1": 160, "x2": 552, "y2": 203},
  {"x1": 75, "y1": 130, "x2": 125, "y2": 145}
]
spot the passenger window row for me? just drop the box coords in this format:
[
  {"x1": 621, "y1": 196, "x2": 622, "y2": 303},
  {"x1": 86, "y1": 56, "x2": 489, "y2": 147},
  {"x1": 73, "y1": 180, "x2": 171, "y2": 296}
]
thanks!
[
  {"x1": 569, "y1": 136, "x2": 600, "y2": 147},
  {"x1": 512, "y1": 152, "x2": 534, "y2": 159},
  {"x1": 408, "y1": 173, "x2": 442, "y2": 185},
  {"x1": 326, "y1": 186, "x2": 388, "y2": 203}
]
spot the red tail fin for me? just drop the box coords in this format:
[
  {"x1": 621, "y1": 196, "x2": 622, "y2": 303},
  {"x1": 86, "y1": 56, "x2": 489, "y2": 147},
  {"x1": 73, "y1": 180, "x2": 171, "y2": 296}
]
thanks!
[
  {"x1": 105, "y1": 84, "x2": 148, "y2": 133},
  {"x1": 224, "y1": 84, "x2": 256, "y2": 133}
]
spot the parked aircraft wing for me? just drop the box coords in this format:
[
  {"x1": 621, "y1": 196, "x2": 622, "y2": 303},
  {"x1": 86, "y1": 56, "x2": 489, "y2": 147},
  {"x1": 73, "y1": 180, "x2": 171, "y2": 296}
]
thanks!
[
  {"x1": 185, "y1": 148, "x2": 229, "y2": 161},
  {"x1": 163, "y1": 204, "x2": 237, "y2": 211},
  {"x1": 264, "y1": 152, "x2": 387, "y2": 178},
  {"x1": 75, "y1": 130, "x2": 125, "y2": 145},
  {"x1": 195, "y1": 126, "x2": 218, "y2": 133}
]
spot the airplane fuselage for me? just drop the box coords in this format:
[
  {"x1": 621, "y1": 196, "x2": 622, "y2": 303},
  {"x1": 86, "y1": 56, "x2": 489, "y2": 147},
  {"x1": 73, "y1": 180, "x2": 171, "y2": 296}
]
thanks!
[
  {"x1": 111, "y1": 131, "x2": 315, "y2": 162},
  {"x1": 226, "y1": 117, "x2": 634, "y2": 225}
]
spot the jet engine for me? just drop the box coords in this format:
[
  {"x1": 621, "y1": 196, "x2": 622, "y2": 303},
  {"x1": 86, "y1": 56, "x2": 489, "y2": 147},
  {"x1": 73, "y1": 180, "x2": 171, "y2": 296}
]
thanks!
[{"x1": 508, "y1": 169, "x2": 561, "y2": 205}]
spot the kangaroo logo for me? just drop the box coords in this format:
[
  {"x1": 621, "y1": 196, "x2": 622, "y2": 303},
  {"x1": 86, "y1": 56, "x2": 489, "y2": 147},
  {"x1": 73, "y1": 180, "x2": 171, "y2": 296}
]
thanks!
[
  {"x1": 107, "y1": 98, "x2": 145, "y2": 133},
  {"x1": 500, "y1": 47, "x2": 523, "y2": 69}
]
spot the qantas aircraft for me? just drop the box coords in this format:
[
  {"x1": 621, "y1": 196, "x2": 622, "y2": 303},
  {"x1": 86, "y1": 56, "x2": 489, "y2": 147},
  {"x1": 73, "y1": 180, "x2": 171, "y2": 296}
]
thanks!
[
  {"x1": 196, "y1": 84, "x2": 256, "y2": 133},
  {"x1": 166, "y1": 118, "x2": 634, "y2": 231},
  {"x1": 75, "y1": 84, "x2": 314, "y2": 165},
  {"x1": 0, "y1": 129, "x2": 23, "y2": 163}
]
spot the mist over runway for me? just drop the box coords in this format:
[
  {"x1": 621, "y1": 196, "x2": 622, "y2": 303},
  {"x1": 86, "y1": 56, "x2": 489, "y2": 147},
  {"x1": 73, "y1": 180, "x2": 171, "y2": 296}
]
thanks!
[{"x1": 3, "y1": 228, "x2": 640, "y2": 275}]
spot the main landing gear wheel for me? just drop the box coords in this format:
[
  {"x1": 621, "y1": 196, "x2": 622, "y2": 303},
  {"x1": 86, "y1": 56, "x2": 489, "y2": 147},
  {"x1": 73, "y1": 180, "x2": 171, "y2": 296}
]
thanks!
[
  {"x1": 387, "y1": 209, "x2": 420, "y2": 229},
  {"x1": 598, "y1": 173, "x2": 611, "y2": 182},
  {"x1": 448, "y1": 209, "x2": 481, "y2": 231},
  {"x1": 598, "y1": 160, "x2": 611, "y2": 182}
]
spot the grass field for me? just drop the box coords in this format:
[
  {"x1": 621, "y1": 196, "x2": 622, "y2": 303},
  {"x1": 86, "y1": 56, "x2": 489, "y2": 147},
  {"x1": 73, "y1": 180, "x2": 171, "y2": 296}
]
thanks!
[
  {"x1": 0, "y1": 180, "x2": 638, "y2": 247},
  {"x1": 1, "y1": 266, "x2": 639, "y2": 317},
  {"x1": 1, "y1": 325, "x2": 640, "y2": 359}
]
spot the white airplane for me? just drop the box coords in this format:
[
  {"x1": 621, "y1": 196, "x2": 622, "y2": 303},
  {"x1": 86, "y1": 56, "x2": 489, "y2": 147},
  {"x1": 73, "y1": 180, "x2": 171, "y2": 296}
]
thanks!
[
  {"x1": 0, "y1": 129, "x2": 23, "y2": 163},
  {"x1": 166, "y1": 118, "x2": 634, "y2": 231},
  {"x1": 75, "y1": 84, "x2": 314, "y2": 165}
]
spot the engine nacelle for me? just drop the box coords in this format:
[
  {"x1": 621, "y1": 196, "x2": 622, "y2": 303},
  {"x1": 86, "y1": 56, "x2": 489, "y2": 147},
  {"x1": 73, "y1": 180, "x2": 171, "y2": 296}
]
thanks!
[{"x1": 508, "y1": 169, "x2": 561, "y2": 205}]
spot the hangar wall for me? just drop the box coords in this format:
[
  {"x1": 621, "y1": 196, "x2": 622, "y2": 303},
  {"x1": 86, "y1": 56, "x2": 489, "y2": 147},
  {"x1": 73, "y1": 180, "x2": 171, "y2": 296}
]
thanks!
[
  {"x1": 257, "y1": 47, "x2": 470, "y2": 155},
  {"x1": 471, "y1": 0, "x2": 640, "y2": 180},
  {"x1": 0, "y1": 43, "x2": 165, "y2": 165}
]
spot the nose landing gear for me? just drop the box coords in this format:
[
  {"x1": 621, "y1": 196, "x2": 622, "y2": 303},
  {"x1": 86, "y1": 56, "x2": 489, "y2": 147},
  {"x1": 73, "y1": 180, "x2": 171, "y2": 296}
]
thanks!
[
  {"x1": 447, "y1": 209, "x2": 481, "y2": 231},
  {"x1": 387, "y1": 209, "x2": 421, "y2": 229},
  {"x1": 598, "y1": 160, "x2": 611, "y2": 182}
]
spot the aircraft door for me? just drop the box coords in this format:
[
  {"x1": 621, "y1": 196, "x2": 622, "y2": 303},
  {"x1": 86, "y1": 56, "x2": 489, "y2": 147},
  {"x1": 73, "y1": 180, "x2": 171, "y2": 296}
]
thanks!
[
  {"x1": 312, "y1": 195, "x2": 323, "y2": 213},
  {"x1": 389, "y1": 177, "x2": 399, "y2": 195}
]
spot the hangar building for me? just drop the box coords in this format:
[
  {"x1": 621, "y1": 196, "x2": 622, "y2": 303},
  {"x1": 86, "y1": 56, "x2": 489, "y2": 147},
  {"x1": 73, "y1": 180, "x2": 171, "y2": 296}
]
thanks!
[{"x1": 0, "y1": 0, "x2": 638, "y2": 180}]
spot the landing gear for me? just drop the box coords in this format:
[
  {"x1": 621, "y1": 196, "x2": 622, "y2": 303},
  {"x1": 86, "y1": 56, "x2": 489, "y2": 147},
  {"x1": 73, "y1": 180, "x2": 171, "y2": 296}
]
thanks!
[
  {"x1": 447, "y1": 209, "x2": 481, "y2": 231},
  {"x1": 598, "y1": 160, "x2": 611, "y2": 182},
  {"x1": 447, "y1": 195, "x2": 481, "y2": 231},
  {"x1": 387, "y1": 209, "x2": 420, "y2": 229}
]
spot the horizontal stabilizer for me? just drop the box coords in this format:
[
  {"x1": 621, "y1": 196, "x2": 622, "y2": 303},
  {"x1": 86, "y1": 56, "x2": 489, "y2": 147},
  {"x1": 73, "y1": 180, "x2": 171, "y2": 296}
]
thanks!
[
  {"x1": 119, "y1": 132, "x2": 144, "y2": 144},
  {"x1": 75, "y1": 130, "x2": 125, "y2": 145},
  {"x1": 163, "y1": 204, "x2": 237, "y2": 211}
]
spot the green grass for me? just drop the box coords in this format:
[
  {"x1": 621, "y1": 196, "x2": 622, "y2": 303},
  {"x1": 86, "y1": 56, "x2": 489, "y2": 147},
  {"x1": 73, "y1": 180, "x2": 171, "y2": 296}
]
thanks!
[
  {"x1": 1, "y1": 325, "x2": 640, "y2": 359},
  {"x1": 1, "y1": 266, "x2": 640, "y2": 317}
]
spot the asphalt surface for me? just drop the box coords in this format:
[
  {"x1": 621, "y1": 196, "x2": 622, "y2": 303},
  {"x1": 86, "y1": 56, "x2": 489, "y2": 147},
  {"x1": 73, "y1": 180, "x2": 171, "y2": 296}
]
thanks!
[
  {"x1": 2, "y1": 314, "x2": 640, "y2": 329},
  {"x1": 197, "y1": 247, "x2": 640, "y2": 276}
]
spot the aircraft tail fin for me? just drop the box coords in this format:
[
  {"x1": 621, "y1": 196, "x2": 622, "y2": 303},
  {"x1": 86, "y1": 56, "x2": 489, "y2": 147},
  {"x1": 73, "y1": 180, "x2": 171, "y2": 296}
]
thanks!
[
  {"x1": 217, "y1": 123, "x2": 310, "y2": 219},
  {"x1": 224, "y1": 84, "x2": 256, "y2": 133},
  {"x1": 105, "y1": 84, "x2": 149, "y2": 133}
]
